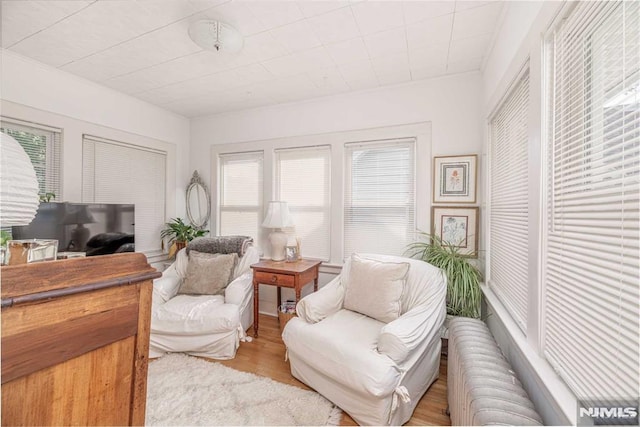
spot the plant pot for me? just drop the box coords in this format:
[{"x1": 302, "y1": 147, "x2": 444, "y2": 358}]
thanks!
[
  {"x1": 440, "y1": 314, "x2": 455, "y2": 339},
  {"x1": 440, "y1": 314, "x2": 456, "y2": 356}
]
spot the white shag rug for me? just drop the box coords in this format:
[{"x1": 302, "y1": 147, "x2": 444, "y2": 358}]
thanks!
[{"x1": 146, "y1": 353, "x2": 341, "y2": 426}]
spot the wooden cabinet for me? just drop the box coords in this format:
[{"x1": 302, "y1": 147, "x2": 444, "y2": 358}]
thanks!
[{"x1": 1, "y1": 253, "x2": 160, "y2": 426}]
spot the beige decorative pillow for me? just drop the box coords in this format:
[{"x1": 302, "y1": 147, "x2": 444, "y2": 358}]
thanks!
[
  {"x1": 343, "y1": 254, "x2": 410, "y2": 323},
  {"x1": 178, "y1": 251, "x2": 238, "y2": 296}
]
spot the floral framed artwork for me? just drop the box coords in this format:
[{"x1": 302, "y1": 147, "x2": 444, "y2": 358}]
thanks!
[
  {"x1": 432, "y1": 206, "x2": 479, "y2": 258},
  {"x1": 433, "y1": 154, "x2": 477, "y2": 203}
]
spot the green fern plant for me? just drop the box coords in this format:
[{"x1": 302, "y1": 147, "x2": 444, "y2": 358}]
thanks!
[
  {"x1": 406, "y1": 232, "x2": 482, "y2": 318},
  {"x1": 160, "y1": 218, "x2": 208, "y2": 258},
  {"x1": 160, "y1": 217, "x2": 207, "y2": 244}
]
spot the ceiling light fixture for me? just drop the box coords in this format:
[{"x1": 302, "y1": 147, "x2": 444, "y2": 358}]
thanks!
[{"x1": 188, "y1": 20, "x2": 243, "y2": 53}]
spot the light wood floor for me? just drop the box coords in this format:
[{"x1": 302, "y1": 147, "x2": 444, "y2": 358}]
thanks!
[{"x1": 215, "y1": 314, "x2": 451, "y2": 426}]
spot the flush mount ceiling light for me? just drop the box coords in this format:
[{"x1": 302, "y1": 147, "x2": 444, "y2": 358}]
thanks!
[{"x1": 188, "y1": 20, "x2": 243, "y2": 53}]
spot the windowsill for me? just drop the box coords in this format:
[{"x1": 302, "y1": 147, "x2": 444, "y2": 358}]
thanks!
[
  {"x1": 142, "y1": 250, "x2": 168, "y2": 263},
  {"x1": 481, "y1": 284, "x2": 577, "y2": 425}
]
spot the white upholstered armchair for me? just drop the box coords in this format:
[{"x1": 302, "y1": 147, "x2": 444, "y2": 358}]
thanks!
[
  {"x1": 282, "y1": 253, "x2": 446, "y2": 426},
  {"x1": 149, "y1": 237, "x2": 259, "y2": 359}
]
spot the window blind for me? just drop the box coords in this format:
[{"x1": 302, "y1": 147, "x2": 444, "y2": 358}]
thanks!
[
  {"x1": 489, "y1": 69, "x2": 530, "y2": 333},
  {"x1": 275, "y1": 146, "x2": 331, "y2": 261},
  {"x1": 218, "y1": 152, "x2": 263, "y2": 242},
  {"x1": 344, "y1": 139, "x2": 415, "y2": 258},
  {"x1": 1, "y1": 119, "x2": 62, "y2": 199},
  {"x1": 544, "y1": 0, "x2": 639, "y2": 399},
  {"x1": 82, "y1": 135, "x2": 166, "y2": 255}
]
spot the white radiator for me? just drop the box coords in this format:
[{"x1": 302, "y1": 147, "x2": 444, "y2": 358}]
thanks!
[{"x1": 447, "y1": 318, "x2": 543, "y2": 426}]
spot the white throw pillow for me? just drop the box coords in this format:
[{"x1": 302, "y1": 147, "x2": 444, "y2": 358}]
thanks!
[{"x1": 343, "y1": 254, "x2": 410, "y2": 323}]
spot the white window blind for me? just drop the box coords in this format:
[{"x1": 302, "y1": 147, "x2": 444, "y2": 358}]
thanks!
[
  {"x1": 275, "y1": 146, "x2": 331, "y2": 261},
  {"x1": 1, "y1": 119, "x2": 62, "y2": 199},
  {"x1": 544, "y1": 0, "x2": 639, "y2": 400},
  {"x1": 489, "y1": 69, "x2": 530, "y2": 333},
  {"x1": 218, "y1": 152, "x2": 263, "y2": 242},
  {"x1": 82, "y1": 135, "x2": 166, "y2": 255},
  {"x1": 344, "y1": 139, "x2": 415, "y2": 257}
]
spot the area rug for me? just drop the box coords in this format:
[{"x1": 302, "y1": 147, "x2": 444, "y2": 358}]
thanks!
[{"x1": 146, "y1": 353, "x2": 341, "y2": 426}]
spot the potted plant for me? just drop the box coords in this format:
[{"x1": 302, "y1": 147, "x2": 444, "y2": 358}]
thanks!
[
  {"x1": 161, "y1": 218, "x2": 208, "y2": 257},
  {"x1": 0, "y1": 230, "x2": 11, "y2": 265},
  {"x1": 406, "y1": 231, "x2": 482, "y2": 330}
]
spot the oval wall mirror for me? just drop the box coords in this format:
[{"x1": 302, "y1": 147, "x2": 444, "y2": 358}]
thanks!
[{"x1": 186, "y1": 170, "x2": 210, "y2": 230}]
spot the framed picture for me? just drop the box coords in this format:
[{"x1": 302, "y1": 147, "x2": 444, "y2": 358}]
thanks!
[
  {"x1": 285, "y1": 245, "x2": 299, "y2": 262},
  {"x1": 431, "y1": 206, "x2": 479, "y2": 258},
  {"x1": 433, "y1": 154, "x2": 477, "y2": 203}
]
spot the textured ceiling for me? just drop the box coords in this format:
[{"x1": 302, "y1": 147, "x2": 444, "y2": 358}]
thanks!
[{"x1": 1, "y1": 0, "x2": 505, "y2": 117}]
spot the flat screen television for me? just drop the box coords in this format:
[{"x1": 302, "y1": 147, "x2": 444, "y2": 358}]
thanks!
[{"x1": 12, "y1": 202, "x2": 135, "y2": 256}]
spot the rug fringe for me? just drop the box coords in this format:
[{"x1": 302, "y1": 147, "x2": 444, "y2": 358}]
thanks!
[{"x1": 326, "y1": 405, "x2": 342, "y2": 426}]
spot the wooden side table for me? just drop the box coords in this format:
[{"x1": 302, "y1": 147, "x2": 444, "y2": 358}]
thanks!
[{"x1": 250, "y1": 259, "x2": 321, "y2": 338}]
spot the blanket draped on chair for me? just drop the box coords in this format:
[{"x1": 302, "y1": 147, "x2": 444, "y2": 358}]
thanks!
[{"x1": 186, "y1": 236, "x2": 253, "y2": 257}]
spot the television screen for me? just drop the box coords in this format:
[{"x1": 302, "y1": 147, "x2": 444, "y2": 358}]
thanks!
[{"x1": 12, "y1": 202, "x2": 135, "y2": 256}]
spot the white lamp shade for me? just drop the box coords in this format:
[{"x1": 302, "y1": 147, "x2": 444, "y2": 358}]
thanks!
[
  {"x1": 0, "y1": 133, "x2": 40, "y2": 226},
  {"x1": 188, "y1": 20, "x2": 243, "y2": 53},
  {"x1": 262, "y1": 201, "x2": 294, "y2": 229}
]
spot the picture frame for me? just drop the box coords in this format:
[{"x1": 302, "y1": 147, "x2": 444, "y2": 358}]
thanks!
[
  {"x1": 433, "y1": 154, "x2": 477, "y2": 203},
  {"x1": 285, "y1": 245, "x2": 299, "y2": 262},
  {"x1": 431, "y1": 206, "x2": 479, "y2": 258}
]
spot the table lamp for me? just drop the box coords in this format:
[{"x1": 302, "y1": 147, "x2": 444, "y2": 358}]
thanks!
[
  {"x1": 262, "y1": 201, "x2": 294, "y2": 261},
  {"x1": 0, "y1": 133, "x2": 40, "y2": 226},
  {"x1": 62, "y1": 204, "x2": 95, "y2": 251}
]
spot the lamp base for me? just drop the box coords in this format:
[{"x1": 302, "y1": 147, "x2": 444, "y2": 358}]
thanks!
[{"x1": 268, "y1": 229, "x2": 288, "y2": 261}]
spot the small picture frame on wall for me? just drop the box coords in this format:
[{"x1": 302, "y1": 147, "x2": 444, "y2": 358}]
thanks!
[
  {"x1": 432, "y1": 206, "x2": 479, "y2": 258},
  {"x1": 433, "y1": 154, "x2": 477, "y2": 203}
]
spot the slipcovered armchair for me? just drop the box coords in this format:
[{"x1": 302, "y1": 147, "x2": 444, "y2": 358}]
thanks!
[
  {"x1": 282, "y1": 253, "x2": 446, "y2": 426},
  {"x1": 149, "y1": 236, "x2": 259, "y2": 359}
]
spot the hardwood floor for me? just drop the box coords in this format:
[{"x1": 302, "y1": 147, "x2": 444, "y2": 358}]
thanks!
[{"x1": 216, "y1": 314, "x2": 451, "y2": 426}]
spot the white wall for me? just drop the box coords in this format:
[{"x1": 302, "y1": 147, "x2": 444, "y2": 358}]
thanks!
[
  {"x1": 191, "y1": 71, "x2": 483, "y2": 187},
  {"x1": 482, "y1": 1, "x2": 546, "y2": 109},
  {"x1": 1, "y1": 50, "x2": 191, "y2": 266},
  {"x1": 191, "y1": 72, "x2": 483, "y2": 314}
]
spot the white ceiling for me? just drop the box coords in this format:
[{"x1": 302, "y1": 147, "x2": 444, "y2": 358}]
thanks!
[{"x1": 1, "y1": 0, "x2": 505, "y2": 117}]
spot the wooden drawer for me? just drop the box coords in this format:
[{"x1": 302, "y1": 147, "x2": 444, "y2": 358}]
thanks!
[{"x1": 254, "y1": 271, "x2": 295, "y2": 287}]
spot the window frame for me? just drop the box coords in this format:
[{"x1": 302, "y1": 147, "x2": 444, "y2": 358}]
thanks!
[
  {"x1": 482, "y1": 1, "x2": 639, "y2": 423},
  {"x1": 275, "y1": 145, "x2": 332, "y2": 261},
  {"x1": 82, "y1": 134, "x2": 167, "y2": 257},
  {"x1": 343, "y1": 138, "x2": 417, "y2": 259},
  {"x1": 210, "y1": 122, "x2": 432, "y2": 267},
  {"x1": 217, "y1": 151, "x2": 264, "y2": 243},
  {"x1": 487, "y1": 65, "x2": 531, "y2": 333},
  {"x1": 1, "y1": 117, "x2": 62, "y2": 199}
]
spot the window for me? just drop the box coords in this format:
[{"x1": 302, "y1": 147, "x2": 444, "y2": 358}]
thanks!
[
  {"x1": 488, "y1": 69, "x2": 530, "y2": 332},
  {"x1": 544, "y1": 0, "x2": 639, "y2": 400},
  {"x1": 82, "y1": 135, "x2": 166, "y2": 255},
  {"x1": 344, "y1": 139, "x2": 415, "y2": 257},
  {"x1": 218, "y1": 152, "x2": 263, "y2": 242},
  {"x1": 1, "y1": 118, "x2": 62, "y2": 199},
  {"x1": 275, "y1": 146, "x2": 331, "y2": 261}
]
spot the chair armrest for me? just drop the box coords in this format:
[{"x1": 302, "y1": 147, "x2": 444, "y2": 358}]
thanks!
[
  {"x1": 296, "y1": 276, "x2": 344, "y2": 324},
  {"x1": 225, "y1": 271, "x2": 253, "y2": 309},
  {"x1": 152, "y1": 267, "x2": 181, "y2": 303},
  {"x1": 377, "y1": 302, "x2": 445, "y2": 364}
]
